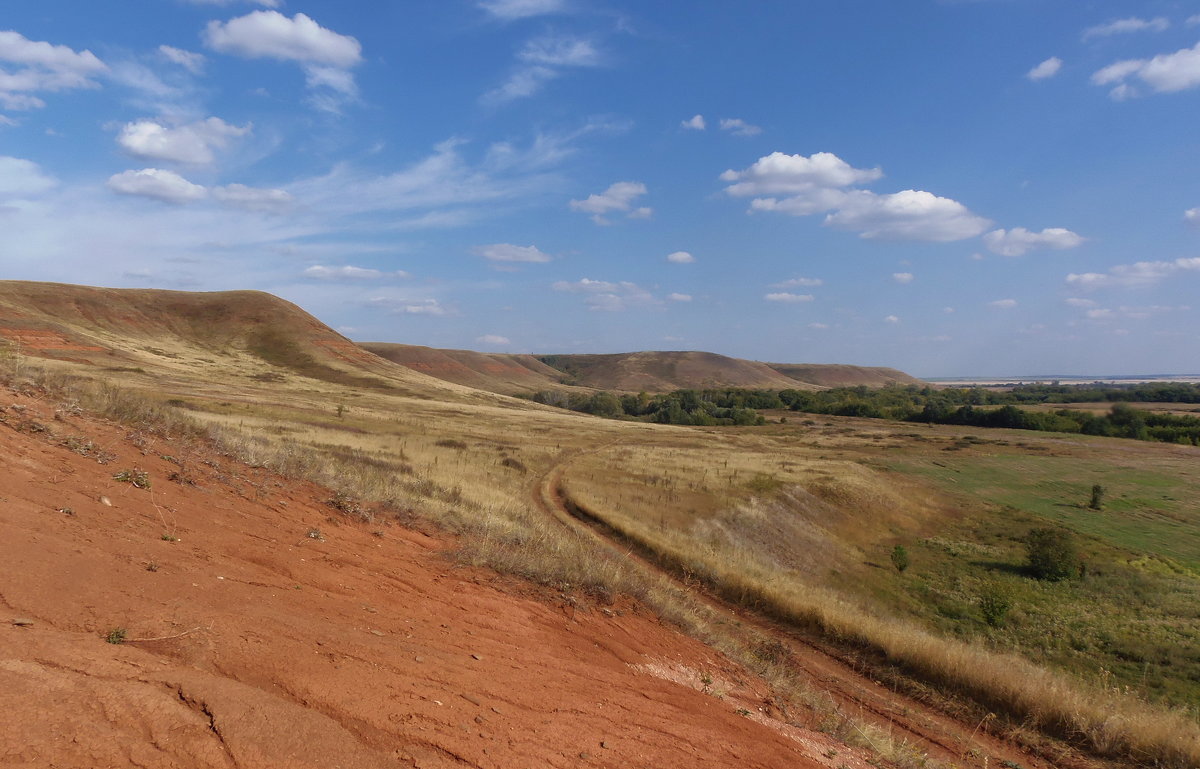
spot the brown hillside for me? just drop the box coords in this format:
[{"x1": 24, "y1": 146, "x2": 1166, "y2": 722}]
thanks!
[
  {"x1": 0, "y1": 280, "x2": 455, "y2": 394},
  {"x1": 0, "y1": 388, "x2": 854, "y2": 769},
  {"x1": 768, "y1": 363, "x2": 922, "y2": 388},
  {"x1": 362, "y1": 342, "x2": 570, "y2": 394},
  {"x1": 534, "y1": 351, "x2": 816, "y2": 392}
]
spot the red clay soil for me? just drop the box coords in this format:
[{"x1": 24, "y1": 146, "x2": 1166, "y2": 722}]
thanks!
[{"x1": 0, "y1": 390, "x2": 882, "y2": 769}]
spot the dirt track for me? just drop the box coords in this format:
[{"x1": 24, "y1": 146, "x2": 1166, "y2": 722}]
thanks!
[
  {"x1": 0, "y1": 390, "x2": 893, "y2": 768},
  {"x1": 530, "y1": 450, "x2": 1104, "y2": 769}
]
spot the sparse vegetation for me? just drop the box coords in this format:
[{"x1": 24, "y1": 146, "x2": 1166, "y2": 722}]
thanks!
[
  {"x1": 890, "y1": 545, "x2": 910, "y2": 574},
  {"x1": 113, "y1": 469, "x2": 151, "y2": 488},
  {"x1": 105, "y1": 627, "x2": 127, "y2": 645}
]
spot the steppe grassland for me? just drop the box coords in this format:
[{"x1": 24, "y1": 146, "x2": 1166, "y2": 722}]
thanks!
[
  {"x1": 12, "y1": 345, "x2": 1200, "y2": 767},
  {"x1": 561, "y1": 417, "x2": 1200, "y2": 765}
]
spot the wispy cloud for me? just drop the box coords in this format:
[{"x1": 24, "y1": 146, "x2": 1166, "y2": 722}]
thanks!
[{"x1": 1083, "y1": 17, "x2": 1169, "y2": 40}]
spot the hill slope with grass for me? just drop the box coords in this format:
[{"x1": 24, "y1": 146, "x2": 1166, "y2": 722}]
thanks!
[
  {"x1": 361, "y1": 342, "x2": 574, "y2": 394},
  {"x1": 358, "y1": 347, "x2": 924, "y2": 395},
  {"x1": 0, "y1": 280, "x2": 480, "y2": 397},
  {"x1": 767, "y1": 363, "x2": 922, "y2": 388}
]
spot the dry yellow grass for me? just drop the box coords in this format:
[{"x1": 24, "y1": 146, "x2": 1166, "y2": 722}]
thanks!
[{"x1": 6, "y1": 324, "x2": 1200, "y2": 767}]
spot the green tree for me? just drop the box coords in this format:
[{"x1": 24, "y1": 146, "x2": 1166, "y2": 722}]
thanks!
[
  {"x1": 1088, "y1": 483, "x2": 1106, "y2": 510},
  {"x1": 1025, "y1": 527, "x2": 1078, "y2": 581},
  {"x1": 890, "y1": 544, "x2": 909, "y2": 573}
]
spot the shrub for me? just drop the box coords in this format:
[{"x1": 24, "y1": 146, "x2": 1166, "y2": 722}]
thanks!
[
  {"x1": 105, "y1": 627, "x2": 127, "y2": 645},
  {"x1": 890, "y1": 544, "x2": 909, "y2": 573},
  {"x1": 1089, "y1": 483, "x2": 1106, "y2": 510},
  {"x1": 978, "y1": 580, "x2": 1013, "y2": 627},
  {"x1": 1025, "y1": 527, "x2": 1078, "y2": 581}
]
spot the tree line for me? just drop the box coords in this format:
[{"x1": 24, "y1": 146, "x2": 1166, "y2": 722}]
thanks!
[{"x1": 525, "y1": 383, "x2": 1200, "y2": 444}]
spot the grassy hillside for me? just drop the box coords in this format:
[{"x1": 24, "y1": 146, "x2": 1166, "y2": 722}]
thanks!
[
  {"x1": 361, "y1": 342, "x2": 575, "y2": 394},
  {"x1": 2, "y1": 280, "x2": 1197, "y2": 767},
  {"x1": 768, "y1": 362, "x2": 922, "y2": 387}
]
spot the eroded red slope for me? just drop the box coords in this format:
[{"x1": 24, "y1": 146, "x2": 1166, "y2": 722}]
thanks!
[{"x1": 0, "y1": 391, "x2": 874, "y2": 769}]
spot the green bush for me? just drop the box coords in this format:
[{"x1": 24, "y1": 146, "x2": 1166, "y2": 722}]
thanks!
[
  {"x1": 978, "y1": 580, "x2": 1013, "y2": 626},
  {"x1": 1025, "y1": 527, "x2": 1078, "y2": 581},
  {"x1": 890, "y1": 544, "x2": 909, "y2": 573}
]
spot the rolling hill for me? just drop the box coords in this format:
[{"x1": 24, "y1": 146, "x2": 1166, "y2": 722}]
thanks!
[
  {"x1": 363, "y1": 346, "x2": 924, "y2": 394},
  {"x1": 0, "y1": 280, "x2": 472, "y2": 398}
]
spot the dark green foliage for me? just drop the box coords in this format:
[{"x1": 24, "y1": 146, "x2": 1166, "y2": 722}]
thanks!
[
  {"x1": 105, "y1": 627, "x2": 127, "y2": 644},
  {"x1": 1026, "y1": 528, "x2": 1079, "y2": 581},
  {"x1": 527, "y1": 382, "x2": 1200, "y2": 443},
  {"x1": 978, "y1": 581, "x2": 1013, "y2": 626},
  {"x1": 528, "y1": 387, "x2": 767, "y2": 426},
  {"x1": 1089, "y1": 484, "x2": 1106, "y2": 511},
  {"x1": 890, "y1": 544, "x2": 909, "y2": 573}
]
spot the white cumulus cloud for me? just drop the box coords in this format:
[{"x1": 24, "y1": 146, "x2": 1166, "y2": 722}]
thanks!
[
  {"x1": 569, "y1": 181, "x2": 649, "y2": 224},
  {"x1": 1092, "y1": 41, "x2": 1200, "y2": 99},
  {"x1": 0, "y1": 30, "x2": 107, "y2": 111},
  {"x1": 983, "y1": 227, "x2": 1084, "y2": 256},
  {"x1": 892, "y1": 272, "x2": 914, "y2": 284},
  {"x1": 472, "y1": 243, "x2": 552, "y2": 262},
  {"x1": 681, "y1": 114, "x2": 705, "y2": 130},
  {"x1": 204, "y1": 11, "x2": 362, "y2": 109},
  {"x1": 117, "y1": 117, "x2": 250, "y2": 165},
  {"x1": 1027, "y1": 57, "x2": 1063, "y2": 81},
  {"x1": 825, "y1": 189, "x2": 991, "y2": 242},
  {"x1": 989, "y1": 298, "x2": 1018, "y2": 309},
  {"x1": 106, "y1": 168, "x2": 207, "y2": 204},
  {"x1": 724, "y1": 151, "x2": 990, "y2": 242},
  {"x1": 884, "y1": 315, "x2": 900, "y2": 324},
  {"x1": 722, "y1": 151, "x2": 882, "y2": 197},
  {"x1": 1186, "y1": 207, "x2": 1200, "y2": 227},
  {"x1": 667, "y1": 293, "x2": 692, "y2": 302},
  {"x1": 666, "y1": 250, "x2": 694, "y2": 264}
]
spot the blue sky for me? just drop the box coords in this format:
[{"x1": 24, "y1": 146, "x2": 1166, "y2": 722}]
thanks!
[{"x1": 2, "y1": 0, "x2": 1199, "y2": 377}]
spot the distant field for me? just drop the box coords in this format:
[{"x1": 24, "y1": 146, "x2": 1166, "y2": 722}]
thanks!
[{"x1": 1025, "y1": 401, "x2": 1200, "y2": 418}]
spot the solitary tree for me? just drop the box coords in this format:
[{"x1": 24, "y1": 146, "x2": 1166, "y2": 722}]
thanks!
[
  {"x1": 890, "y1": 544, "x2": 910, "y2": 573},
  {"x1": 1089, "y1": 484, "x2": 1106, "y2": 510},
  {"x1": 1025, "y1": 527, "x2": 1078, "y2": 581}
]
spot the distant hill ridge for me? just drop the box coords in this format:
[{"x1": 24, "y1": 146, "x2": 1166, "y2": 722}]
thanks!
[
  {"x1": 0, "y1": 281, "x2": 920, "y2": 395},
  {"x1": 365, "y1": 345, "x2": 921, "y2": 394}
]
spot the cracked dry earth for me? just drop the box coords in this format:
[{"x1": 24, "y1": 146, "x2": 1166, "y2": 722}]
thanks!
[{"x1": 0, "y1": 392, "x2": 879, "y2": 769}]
